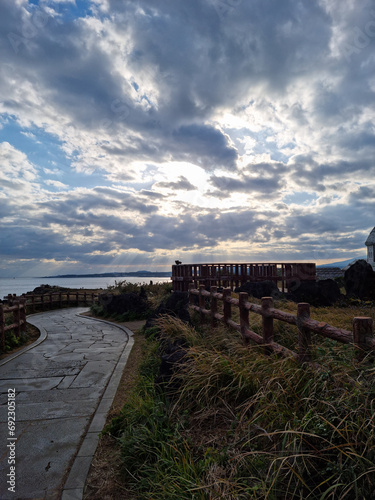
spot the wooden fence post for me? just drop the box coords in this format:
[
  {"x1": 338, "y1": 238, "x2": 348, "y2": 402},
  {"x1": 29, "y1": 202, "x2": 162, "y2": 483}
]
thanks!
[
  {"x1": 20, "y1": 299, "x2": 26, "y2": 332},
  {"x1": 223, "y1": 288, "x2": 232, "y2": 325},
  {"x1": 199, "y1": 285, "x2": 206, "y2": 323},
  {"x1": 210, "y1": 286, "x2": 218, "y2": 328},
  {"x1": 188, "y1": 284, "x2": 195, "y2": 306},
  {"x1": 49, "y1": 293, "x2": 53, "y2": 310},
  {"x1": 297, "y1": 303, "x2": 311, "y2": 363},
  {"x1": 0, "y1": 305, "x2": 4, "y2": 352},
  {"x1": 14, "y1": 302, "x2": 21, "y2": 338},
  {"x1": 262, "y1": 297, "x2": 274, "y2": 354},
  {"x1": 239, "y1": 292, "x2": 249, "y2": 343},
  {"x1": 353, "y1": 317, "x2": 373, "y2": 361}
]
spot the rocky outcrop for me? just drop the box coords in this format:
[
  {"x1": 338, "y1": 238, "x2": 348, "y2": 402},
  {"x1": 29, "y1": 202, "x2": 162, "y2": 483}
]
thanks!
[
  {"x1": 287, "y1": 279, "x2": 341, "y2": 306},
  {"x1": 157, "y1": 338, "x2": 188, "y2": 388},
  {"x1": 145, "y1": 291, "x2": 190, "y2": 329},
  {"x1": 234, "y1": 280, "x2": 282, "y2": 299},
  {"x1": 344, "y1": 259, "x2": 375, "y2": 300}
]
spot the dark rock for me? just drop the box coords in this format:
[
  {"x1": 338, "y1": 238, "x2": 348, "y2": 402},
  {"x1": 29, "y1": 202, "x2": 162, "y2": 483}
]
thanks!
[
  {"x1": 317, "y1": 279, "x2": 342, "y2": 305},
  {"x1": 157, "y1": 338, "x2": 188, "y2": 386},
  {"x1": 31, "y1": 284, "x2": 69, "y2": 294},
  {"x1": 145, "y1": 291, "x2": 190, "y2": 329},
  {"x1": 234, "y1": 280, "x2": 282, "y2": 299},
  {"x1": 99, "y1": 292, "x2": 149, "y2": 316},
  {"x1": 287, "y1": 281, "x2": 318, "y2": 304},
  {"x1": 344, "y1": 259, "x2": 375, "y2": 300},
  {"x1": 287, "y1": 279, "x2": 341, "y2": 306}
]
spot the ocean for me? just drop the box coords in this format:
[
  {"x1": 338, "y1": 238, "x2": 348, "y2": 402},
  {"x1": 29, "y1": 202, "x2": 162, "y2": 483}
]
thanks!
[{"x1": 0, "y1": 276, "x2": 172, "y2": 299}]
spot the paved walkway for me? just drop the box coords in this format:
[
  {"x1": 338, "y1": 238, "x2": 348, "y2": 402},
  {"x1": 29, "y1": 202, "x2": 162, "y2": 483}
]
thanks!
[{"x1": 0, "y1": 308, "x2": 134, "y2": 500}]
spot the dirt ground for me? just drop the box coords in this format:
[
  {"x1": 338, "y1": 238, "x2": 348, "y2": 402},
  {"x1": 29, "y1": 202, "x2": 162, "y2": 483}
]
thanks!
[{"x1": 83, "y1": 318, "x2": 147, "y2": 500}]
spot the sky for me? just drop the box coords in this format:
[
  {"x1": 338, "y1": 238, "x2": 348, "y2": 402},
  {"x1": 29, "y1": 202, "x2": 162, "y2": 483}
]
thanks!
[{"x1": 0, "y1": 0, "x2": 374, "y2": 277}]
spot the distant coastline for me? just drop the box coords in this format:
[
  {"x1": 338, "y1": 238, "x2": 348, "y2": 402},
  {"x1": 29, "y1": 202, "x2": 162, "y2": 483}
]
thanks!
[{"x1": 40, "y1": 270, "x2": 171, "y2": 279}]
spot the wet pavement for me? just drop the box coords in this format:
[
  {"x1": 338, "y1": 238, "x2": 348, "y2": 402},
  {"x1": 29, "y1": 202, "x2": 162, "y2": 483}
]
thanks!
[{"x1": 0, "y1": 308, "x2": 134, "y2": 499}]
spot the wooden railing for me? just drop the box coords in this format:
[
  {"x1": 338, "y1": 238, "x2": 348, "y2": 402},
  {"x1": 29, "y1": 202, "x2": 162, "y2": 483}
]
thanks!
[
  {"x1": 4, "y1": 291, "x2": 99, "y2": 313},
  {"x1": 189, "y1": 285, "x2": 374, "y2": 363},
  {"x1": 0, "y1": 299, "x2": 27, "y2": 352},
  {"x1": 173, "y1": 262, "x2": 316, "y2": 292},
  {"x1": 0, "y1": 292, "x2": 99, "y2": 353}
]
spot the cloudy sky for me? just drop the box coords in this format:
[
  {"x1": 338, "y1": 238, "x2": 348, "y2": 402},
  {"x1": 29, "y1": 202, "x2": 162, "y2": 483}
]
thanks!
[{"x1": 1, "y1": 0, "x2": 374, "y2": 277}]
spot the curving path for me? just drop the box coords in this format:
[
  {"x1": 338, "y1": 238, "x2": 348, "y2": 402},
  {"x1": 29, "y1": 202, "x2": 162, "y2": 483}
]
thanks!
[{"x1": 0, "y1": 308, "x2": 134, "y2": 500}]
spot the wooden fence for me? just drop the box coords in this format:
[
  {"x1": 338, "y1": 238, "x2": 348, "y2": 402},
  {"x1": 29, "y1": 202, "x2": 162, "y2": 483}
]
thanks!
[
  {"x1": 173, "y1": 262, "x2": 316, "y2": 292},
  {"x1": 0, "y1": 299, "x2": 27, "y2": 352},
  {"x1": 0, "y1": 291, "x2": 99, "y2": 352},
  {"x1": 189, "y1": 284, "x2": 374, "y2": 363},
  {"x1": 4, "y1": 291, "x2": 99, "y2": 313}
]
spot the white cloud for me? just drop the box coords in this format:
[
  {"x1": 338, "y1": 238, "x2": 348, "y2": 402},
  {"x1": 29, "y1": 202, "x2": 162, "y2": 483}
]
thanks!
[
  {"x1": 0, "y1": 0, "x2": 374, "y2": 274},
  {"x1": 44, "y1": 179, "x2": 68, "y2": 189},
  {"x1": 0, "y1": 142, "x2": 39, "y2": 195}
]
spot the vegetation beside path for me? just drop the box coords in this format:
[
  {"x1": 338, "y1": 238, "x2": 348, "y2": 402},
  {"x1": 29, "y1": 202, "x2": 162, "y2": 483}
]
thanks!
[{"x1": 84, "y1": 282, "x2": 375, "y2": 499}]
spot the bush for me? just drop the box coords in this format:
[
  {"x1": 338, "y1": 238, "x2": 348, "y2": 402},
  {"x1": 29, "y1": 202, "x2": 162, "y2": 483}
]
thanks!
[{"x1": 91, "y1": 281, "x2": 172, "y2": 320}]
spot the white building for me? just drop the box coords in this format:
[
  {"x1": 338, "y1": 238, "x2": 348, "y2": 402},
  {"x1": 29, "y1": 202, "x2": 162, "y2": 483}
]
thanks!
[{"x1": 365, "y1": 227, "x2": 375, "y2": 268}]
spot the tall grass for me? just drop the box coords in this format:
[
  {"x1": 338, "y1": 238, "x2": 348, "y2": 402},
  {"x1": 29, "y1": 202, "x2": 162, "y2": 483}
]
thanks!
[{"x1": 109, "y1": 303, "x2": 375, "y2": 499}]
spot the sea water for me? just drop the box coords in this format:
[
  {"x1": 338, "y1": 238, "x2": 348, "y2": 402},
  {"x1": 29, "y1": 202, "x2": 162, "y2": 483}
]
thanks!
[{"x1": 0, "y1": 276, "x2": 171, "y2": 299}]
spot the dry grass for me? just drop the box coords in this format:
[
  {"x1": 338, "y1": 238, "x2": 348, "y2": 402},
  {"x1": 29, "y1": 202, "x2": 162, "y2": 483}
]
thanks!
[{"x1": 84, "y1": 294, "x2": 375, "y2": 499}]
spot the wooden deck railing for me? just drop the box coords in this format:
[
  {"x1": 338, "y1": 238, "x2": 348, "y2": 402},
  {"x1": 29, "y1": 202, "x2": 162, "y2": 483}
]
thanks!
[
  {"x1": 173, "y1": 262, "x2": 316, "y2": 292},
  {"x1": 0, "y1": 299, "x2": 27, "y2": 351},
  {"x1": 189, "y1": 285, "x2": 374, "y2": 363}
]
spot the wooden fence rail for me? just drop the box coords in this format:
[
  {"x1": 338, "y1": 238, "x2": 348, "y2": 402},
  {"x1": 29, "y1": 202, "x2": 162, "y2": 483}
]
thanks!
[
  {"x1": 0, "y1": 299, "x2": 27, "y2": 352},
  {"x1": 189, "y1": 284, "x2": 374, "y2": 363}
]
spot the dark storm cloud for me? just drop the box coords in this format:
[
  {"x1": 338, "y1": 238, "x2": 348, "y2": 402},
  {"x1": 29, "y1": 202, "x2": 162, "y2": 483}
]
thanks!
[
  {"x1": 156, "y1": 176, "x2": 197, "y2": 191},
  {"x1": 210, "y1": 161, "x2": 288, "y2": 197},
  {"x1": 36, "y1": 188, "x2": 159, "y2": 225},
  {"x1": 139, "y1": 190, "x2": 167, "y2": 199},
  {"x1": 290, "y1": 156, "x2": 375, "y2": 190}
]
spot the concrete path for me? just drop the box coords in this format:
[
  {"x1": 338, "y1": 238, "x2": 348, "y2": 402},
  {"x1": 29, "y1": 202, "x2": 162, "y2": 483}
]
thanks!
[{"x1": 0, "y1": 308, "x2": 134, "y2": 500}]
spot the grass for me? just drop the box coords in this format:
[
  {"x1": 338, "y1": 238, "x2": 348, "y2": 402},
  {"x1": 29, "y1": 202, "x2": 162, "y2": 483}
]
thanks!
[
  {"x1": 0, "y1": 311, "x2": 40, "y2": 355},
  {"x1": 84, "y1": 283, "x2": 375, "y2": 499},
  {"x1": 103, "y1": 294, "x2": 375, "y2": 499}
]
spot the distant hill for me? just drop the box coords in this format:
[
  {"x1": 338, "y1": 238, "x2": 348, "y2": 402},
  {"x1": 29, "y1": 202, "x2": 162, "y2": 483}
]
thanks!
[
  {"x1": 41, "y1": 270, "x2": 171, "y2": 278},
  {"x1": 317, "y1": 256, "x2": 366, "y2": 269}
]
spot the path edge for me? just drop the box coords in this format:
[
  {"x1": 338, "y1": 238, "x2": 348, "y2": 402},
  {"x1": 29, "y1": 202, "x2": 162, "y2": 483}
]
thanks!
[
  {"x1": 0, "y1": 311, "x2": 49, "y2": 367},
  {"x1": 61, "y1": 313, "x2": 136, "y2": 499}
]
